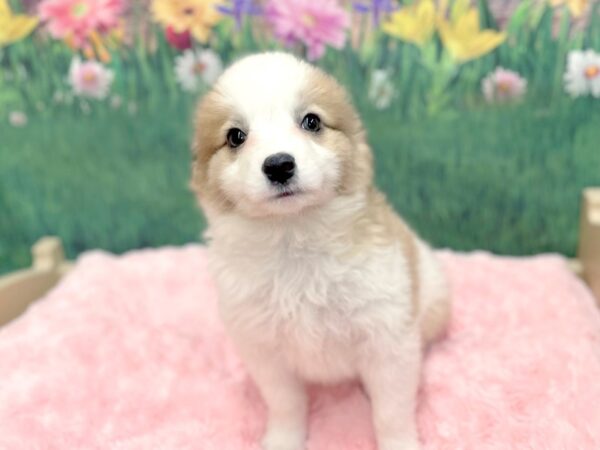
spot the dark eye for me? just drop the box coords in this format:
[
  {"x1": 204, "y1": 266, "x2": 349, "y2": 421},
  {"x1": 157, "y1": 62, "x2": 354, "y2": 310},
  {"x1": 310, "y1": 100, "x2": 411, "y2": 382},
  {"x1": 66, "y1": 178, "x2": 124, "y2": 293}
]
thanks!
[
  {"x1": 226, "y1": 128, "x2": 247, "y2": 148},
  {"x1": 301, "y1": 113, "x2": 321, "y2": 132}
]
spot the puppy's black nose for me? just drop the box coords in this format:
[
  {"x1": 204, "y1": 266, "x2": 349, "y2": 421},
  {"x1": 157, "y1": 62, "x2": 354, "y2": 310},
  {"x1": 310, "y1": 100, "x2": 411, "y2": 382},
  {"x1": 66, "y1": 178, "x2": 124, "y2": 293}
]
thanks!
[{"x1": 262, "y1": 153, "x2": 296, "y2": 185}]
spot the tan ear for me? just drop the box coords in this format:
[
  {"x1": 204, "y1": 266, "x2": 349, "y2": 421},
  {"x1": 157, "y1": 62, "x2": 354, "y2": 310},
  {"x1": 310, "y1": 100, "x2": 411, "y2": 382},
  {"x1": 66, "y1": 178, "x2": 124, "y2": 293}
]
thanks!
[
  {"x1": 333, "y1": 124, "x2": 374, "y2": 196},
  {"x1": 352, "y1": 133, "x2": 375, "y2": 193},
  {"x1": 303, "y1": 68, "x2": 374, "y2": 196},
  {"x1": 189, "y1": 90, "x2": 235, "y2": 214},
  {"x1": 192, "y1": 90, "x2": 230, "y2": 167}
]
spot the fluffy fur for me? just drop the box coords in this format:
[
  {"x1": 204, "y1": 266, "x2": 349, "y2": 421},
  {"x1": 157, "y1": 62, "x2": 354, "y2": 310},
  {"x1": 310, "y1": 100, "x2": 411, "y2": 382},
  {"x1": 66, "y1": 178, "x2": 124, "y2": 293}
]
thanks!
[
  {"x1": 191, "y1": 52, "x2": 450, "y2": 450},
  {"x1": 1, "y1": 247, "x2": 600, "y2": 449}
]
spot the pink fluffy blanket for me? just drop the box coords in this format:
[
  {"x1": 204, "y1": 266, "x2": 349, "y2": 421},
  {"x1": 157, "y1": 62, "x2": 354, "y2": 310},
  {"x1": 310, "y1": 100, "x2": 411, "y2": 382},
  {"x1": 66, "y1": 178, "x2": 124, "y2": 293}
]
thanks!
[{"x1": 1, "y1": 246, "x2": 600, "y2": 449}]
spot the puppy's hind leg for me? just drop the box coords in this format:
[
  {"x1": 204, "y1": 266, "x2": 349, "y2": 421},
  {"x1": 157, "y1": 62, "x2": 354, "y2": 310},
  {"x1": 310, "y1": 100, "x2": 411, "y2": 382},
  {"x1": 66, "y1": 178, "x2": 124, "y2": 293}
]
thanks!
[{"x1": 416, "y1": 243, "x2": 451, "y2": 345}]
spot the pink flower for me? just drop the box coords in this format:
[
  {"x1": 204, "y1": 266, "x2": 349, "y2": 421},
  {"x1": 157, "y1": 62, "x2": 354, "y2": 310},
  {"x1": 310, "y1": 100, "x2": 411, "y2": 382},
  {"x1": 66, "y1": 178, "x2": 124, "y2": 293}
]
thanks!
[
  {"x1": 39, "y1": 0, "x2": 123, "y2": 48},
  {"x1": 9, "y1": 111, "x2": 28, "y2": 127},
  {"x1": 265, "y1": 0, "x2": 350, "y2": 60},
  {"x1": 482, "y1": 67, "x2": 527, "y2": 104},
  {"x1": 68, "y1": 57, "x2": 114, "y2": 99}
]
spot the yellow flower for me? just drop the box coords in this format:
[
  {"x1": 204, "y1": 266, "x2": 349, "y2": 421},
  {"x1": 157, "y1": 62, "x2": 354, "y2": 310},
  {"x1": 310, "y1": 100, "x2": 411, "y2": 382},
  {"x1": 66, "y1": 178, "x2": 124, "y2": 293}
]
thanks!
[
  {"x1": 382, "y1": 0, "x2": 436, "y2": 47},
  {"x1": 449, "y1": 0, "x2": 471, "y2": 22},
  {"x1": 550, "y1": 0, "x2": 588, "y2": 18},
  {"x1": 438, "y1": 8, "x2": 506, "y2": 63},
  {"x1": 0, "y1": 0, "x2": 38, "y2": 47},
  {"x1": 152, "y1": 0, "x2": 221, "y2": 43}
]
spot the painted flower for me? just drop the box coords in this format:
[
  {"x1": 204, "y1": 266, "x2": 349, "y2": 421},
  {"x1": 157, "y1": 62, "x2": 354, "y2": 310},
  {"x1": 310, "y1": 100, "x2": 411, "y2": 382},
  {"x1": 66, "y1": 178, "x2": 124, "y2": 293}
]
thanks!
[
  {"x1": 564, "y1": 49, "x2": 600, "y2": 98},
  {"x1": 382, "y1": 0, "x2": 435, "y2": 47},
  {"x1": 165, "y1": 25, "x2": 192, "y2": 50},
  {"x1": 39, "y1": 0, "x2": 123, "y2": 48},
  {"x1": 68, "y1": 57, "x2": 114, "y2": 99},
  {"x1": 175, "y1": 49, "x2": 223, "y2": 92},
  {"x1": 265, "y1": 0, "x2": 350, "y2": 61},
  {"x1": 54, "y1": 90, "x2": 74, "y2": 104},
  {"x1": 353, "y1": 0, "x2": 397, "y2": 27},
  {"x1": 80, "y1": 100, "x2": 91, "y2": 114},
  {"x1": 481, "y1": 67, "x2": 527, "y2": 103},
  {"x1": 0, "y1": 0, "x2": 38, "y2": 47},
  {"x1": 53, "y1": 90, "x2": 65, "y2": 103},
  {"x1": 438, "y1": 8, "x2": 506, "y2": 63},
  {"x1": 218, "y1": 0, "x2": 262, "y2": 30},
  {"x1": 9, "y1": 111, "x2": 27, "y2": 127},
  {"x1": 368, "y1": 70, "x2": 395, "y2": 110},
  {"x1": 550, "y1": 0, "x2": 588, "y2": 18},
  {"x1": 110, "y1": 94, "x2": 122, "y2": 109},
  {"x1": 152, "y1": 0, "x2": 222, "y2": 43}
]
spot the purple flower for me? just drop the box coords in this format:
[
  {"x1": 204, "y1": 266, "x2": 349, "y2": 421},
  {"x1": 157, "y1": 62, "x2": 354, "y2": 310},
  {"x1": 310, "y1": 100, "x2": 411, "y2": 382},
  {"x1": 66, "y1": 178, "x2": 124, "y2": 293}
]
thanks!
[
  {"x1": 218, "y1": 0, "x2": 262, "y2": 30},
  {"x1": 353, "y1": 0, "x2": 397, "y2": 26}
]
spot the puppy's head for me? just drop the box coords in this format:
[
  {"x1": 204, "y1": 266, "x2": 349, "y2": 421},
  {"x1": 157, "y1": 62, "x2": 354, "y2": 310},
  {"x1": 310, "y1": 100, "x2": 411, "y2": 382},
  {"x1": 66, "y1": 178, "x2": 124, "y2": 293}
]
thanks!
[{"x1": 191, "y1": 52, "x2": 372, "y2": 219}]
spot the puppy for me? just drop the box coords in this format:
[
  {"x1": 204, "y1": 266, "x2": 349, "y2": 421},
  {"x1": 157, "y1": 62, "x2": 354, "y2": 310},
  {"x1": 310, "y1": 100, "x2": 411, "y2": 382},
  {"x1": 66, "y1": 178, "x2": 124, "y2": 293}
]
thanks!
[{"x1": 191, "y1": 52, "x2": 450, "y2": 450}]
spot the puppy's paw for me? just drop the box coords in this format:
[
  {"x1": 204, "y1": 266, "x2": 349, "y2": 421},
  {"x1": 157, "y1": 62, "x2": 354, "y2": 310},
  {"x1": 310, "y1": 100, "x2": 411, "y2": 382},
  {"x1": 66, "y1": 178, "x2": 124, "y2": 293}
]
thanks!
[
  {"x1": 379, "y1": 437, "x2": 421, "y2": 450},
  {"x1": 261, "y1": 428, "x2": 305, "y2": 450}
]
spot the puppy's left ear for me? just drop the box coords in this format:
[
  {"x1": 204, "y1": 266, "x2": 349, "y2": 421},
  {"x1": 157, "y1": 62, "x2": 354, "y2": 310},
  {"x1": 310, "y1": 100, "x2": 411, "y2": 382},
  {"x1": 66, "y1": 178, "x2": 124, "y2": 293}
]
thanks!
[{"x1": 346, "y1": 131, "x2": 375, "y2": 194}]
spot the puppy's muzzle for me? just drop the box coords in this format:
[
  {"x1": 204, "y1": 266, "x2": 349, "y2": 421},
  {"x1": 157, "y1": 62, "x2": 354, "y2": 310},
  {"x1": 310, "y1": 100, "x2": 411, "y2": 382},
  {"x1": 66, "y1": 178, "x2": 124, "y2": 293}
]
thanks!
[{"x1": 262, "y1": 153, "x2": 296, "y2": 185}]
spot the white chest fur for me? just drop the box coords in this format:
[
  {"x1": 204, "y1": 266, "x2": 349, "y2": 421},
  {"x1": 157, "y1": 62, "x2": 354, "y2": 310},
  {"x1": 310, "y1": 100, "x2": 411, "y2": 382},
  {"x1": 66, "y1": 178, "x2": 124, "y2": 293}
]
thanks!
[{"x1": 206, "y1": 197, "x2": 415, "y2": 384}]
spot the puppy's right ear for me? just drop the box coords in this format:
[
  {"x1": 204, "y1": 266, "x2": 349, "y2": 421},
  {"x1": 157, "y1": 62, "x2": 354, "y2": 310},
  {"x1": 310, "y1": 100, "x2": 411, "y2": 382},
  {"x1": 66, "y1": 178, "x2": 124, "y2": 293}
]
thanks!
[
  {"x1": 192, "y1": 92, "x2": 225, "y2": 159},
  {"x1": 191, "y1": 91, "x2": 226, "y2": 188},
  {"x1": 190, "y1": 89, "x2": 236, "y2": 216}
]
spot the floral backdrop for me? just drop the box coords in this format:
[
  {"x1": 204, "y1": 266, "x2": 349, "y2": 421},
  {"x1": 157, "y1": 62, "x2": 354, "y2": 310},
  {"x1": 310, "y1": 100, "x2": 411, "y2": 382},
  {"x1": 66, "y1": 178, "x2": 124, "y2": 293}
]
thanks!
[{"x1": 0, "y1": 0, "x2": 599, "y2": 272}]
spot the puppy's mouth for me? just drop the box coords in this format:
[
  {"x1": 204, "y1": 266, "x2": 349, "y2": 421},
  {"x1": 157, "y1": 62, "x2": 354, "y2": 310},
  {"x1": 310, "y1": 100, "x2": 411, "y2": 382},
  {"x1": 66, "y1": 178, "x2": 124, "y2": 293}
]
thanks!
[{"x1": 272, "y1": 188, "x2": 303, "y2": 200}]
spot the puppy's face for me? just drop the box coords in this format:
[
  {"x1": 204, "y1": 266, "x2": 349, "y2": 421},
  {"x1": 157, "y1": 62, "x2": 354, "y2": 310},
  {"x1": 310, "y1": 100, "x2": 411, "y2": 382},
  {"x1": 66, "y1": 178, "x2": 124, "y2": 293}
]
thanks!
[{"x1": 192, "y1": 53, "x2": 372, "y2": 219}]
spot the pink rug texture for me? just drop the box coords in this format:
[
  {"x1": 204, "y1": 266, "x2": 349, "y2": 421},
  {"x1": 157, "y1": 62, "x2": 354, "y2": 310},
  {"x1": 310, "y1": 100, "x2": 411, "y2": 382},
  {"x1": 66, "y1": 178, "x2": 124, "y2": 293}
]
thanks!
[{"x1": 1, "y1": 245, "x2": 600, "y2": 449}]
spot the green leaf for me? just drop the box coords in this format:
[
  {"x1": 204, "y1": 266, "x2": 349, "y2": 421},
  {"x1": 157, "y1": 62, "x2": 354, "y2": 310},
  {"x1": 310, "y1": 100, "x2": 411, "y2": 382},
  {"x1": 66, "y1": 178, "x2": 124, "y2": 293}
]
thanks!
[
  {"x1": 477, "y1": 0, "x2": 498, "y2": 30},
  {"x1": 507, "y1": 0, "x2": 533, "y2": 37}
]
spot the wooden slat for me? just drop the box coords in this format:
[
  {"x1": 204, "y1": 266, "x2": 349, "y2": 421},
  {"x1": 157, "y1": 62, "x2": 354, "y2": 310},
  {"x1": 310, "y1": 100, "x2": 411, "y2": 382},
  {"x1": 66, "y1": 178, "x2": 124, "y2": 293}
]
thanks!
[
  {"x1": 0, "y1": 270, "x2": 62, "y2": 326},
  {"x1": 578, "y1": 188, "x2": 600, "y2": 303},
  {"x1": 0, "y1": 237, "x2": 70, "y2": 327}
]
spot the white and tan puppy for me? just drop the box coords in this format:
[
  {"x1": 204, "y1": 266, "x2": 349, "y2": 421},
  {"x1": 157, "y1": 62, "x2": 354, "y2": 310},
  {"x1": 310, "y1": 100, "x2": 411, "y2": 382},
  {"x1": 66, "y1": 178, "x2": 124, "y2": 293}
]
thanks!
[{"x1": 191, "y1": 52, "x2": 450, "y2": 450}]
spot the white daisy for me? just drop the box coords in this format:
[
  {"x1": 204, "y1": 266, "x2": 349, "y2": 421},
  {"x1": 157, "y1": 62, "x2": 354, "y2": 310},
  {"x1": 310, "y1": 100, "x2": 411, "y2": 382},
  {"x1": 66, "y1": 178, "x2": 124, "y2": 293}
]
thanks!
[
  {"x1": 68, "y1": 57, "x2": 114, "y2": 100},
  {"x1": 368, "y1": 70, "x2": 395, "y2": 110},
  {"x1": 175, "y1": 49, "x2": 224, "y2": 93},
  {"x1": 564, "y1": 49, "x2": 600, "y2": 98}
]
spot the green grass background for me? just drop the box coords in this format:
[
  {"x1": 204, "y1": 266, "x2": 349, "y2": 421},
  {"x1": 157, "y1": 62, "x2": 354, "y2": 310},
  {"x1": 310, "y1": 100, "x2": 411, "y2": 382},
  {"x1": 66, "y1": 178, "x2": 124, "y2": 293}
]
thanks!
[
  {"x1": 2, "y1": 96, "x2": 599, "y2": 274},
  {"x1": 2, "y1": 1, "x2": 600, "y2": 274}
]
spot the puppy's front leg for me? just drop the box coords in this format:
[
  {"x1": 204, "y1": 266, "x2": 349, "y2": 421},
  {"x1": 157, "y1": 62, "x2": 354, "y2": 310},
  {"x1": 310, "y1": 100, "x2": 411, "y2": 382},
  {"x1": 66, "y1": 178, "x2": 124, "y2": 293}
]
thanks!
[
  {"x1": 360, "y1": 331, "x2": 422, "y2": 450},
  {"x1": 242, "y1": 349, "x2": 308, "y2": 450}
]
